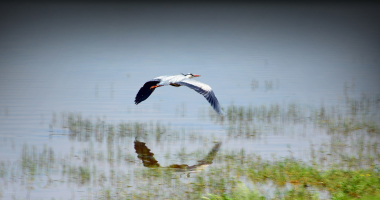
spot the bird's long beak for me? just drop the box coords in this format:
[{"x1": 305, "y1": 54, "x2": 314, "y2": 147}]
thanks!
[{"x1": 193, "y1": 74, "x2": 200, "y2": 77}]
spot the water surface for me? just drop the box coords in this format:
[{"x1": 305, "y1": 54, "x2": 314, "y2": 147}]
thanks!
[{"x1": 0, "y1": 3, "x2": 379, "y2": 199}]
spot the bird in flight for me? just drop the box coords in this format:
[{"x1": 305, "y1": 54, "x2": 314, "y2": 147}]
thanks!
[{"x1": 134, "y1": 73, "x2": 223, "y2": 115}]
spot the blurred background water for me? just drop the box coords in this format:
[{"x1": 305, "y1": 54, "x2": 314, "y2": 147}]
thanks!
[{"x1": 0, "y1": 2, "x2": 379, "y2": 199}]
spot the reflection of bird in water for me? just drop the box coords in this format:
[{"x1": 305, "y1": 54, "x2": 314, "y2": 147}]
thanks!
[
  {"x1": 134, "y1": 73, "x2": 223, "y2": 115},
  {"x1": 134, "y1": 139, "x2": 221, "y2": 175}
]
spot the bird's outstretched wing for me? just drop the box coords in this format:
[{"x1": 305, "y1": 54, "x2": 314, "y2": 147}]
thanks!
[
  {"x1": 177, "y1": 79, "x2": 223, "y2": 115},
  {"x1": 134, "y1": 80, "x2": 160, "y2": 105}
]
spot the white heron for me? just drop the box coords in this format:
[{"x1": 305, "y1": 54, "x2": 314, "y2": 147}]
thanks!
[{"x1": 134, "y1": 73, "x2": 223, "y2": 115}]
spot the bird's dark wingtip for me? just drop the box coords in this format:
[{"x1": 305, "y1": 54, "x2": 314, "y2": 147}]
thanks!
[{"x1": 134, "y1": 81, "x2": 160, "y2": 105}]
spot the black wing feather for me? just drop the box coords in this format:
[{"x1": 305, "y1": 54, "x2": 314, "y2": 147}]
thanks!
[{"x1": 134, "y1": 81, "x2": 160, "y2": 105}]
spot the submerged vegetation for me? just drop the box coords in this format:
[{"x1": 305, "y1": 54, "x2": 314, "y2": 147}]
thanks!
[
  {"x1": 0, "y1": 89, "x2": 379, "y2": 199},
  {"x1": 203, "y1": 156, "x2": 379, "y2": 200}
]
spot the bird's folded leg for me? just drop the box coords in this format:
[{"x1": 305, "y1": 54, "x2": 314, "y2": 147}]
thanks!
[{"x1": 150, "y1": 85, "x2": 163, "y2": 89}]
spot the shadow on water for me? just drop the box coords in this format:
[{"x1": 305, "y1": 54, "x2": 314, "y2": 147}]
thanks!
[{"x1": 135, "y1": 139, "x2": 221, "y2": 176}]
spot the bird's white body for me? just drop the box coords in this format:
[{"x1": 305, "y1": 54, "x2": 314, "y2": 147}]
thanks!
[
  {"x1": 135, "y1": 73, "x2": 223, "y2": 115},
  {"x1": 153, "y1": 75, "x2": 212, "y2": 91},
  {"x1": 155, "y1": 75, "x2": 185, "y2": 85}
]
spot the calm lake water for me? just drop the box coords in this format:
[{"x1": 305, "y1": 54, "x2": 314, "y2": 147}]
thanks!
[{"x1": 0, "y1": 3, "x2": 379, "y2": 199}]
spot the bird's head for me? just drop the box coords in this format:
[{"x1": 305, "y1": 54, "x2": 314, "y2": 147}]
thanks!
[{"x1": 181, "y1": 73, "x2": 200, "y2": 79}]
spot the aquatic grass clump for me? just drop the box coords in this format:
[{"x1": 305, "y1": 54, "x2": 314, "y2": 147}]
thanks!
[
  {"x1": 246, "y1": 158, "x2": 324, "y2": 187},
  {"x1": 62, "y1": 165, "x2": 92, "y2": 185},
  {"x1": 326, "y1": 169, "x2": 380, "y2": 199},
  {"x1": 312, "y1": 92, "x2": 380, "y2": 137},
  {"x1": 201, "y1": 153, "x2": 380, "y2": 199},
  {"x1": 210, "y1": 101, "x2": 307, "y2": 125},
  {"x1": 202, "y1": 183, "x2": 265, "y2": 200},
  {"x1": 278, "y1": 186, "x2": 320, "y2": 200},
  {"x1": 56, "y1": 112, "x2": 176, "y2": 145},
  {"x1": 216, "y1": 153, "x2": 380, "y2": 200},
  {"x1": 21, "y1": 144, "x2": 56, "y2": 181}
]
